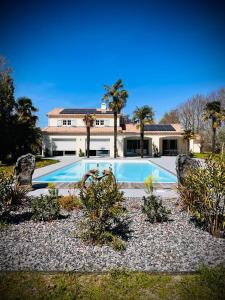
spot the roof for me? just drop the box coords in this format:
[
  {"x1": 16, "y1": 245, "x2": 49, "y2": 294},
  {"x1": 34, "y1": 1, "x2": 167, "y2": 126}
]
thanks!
[
  {"x1": 144, "y1": 124, "x2": 176, "y2": 131},
  {"x1": 123, "y1": 123, "x2": 183, "y2": 134},
  {"x1": 60, "y1": 108, "x2": 114, "y2": 115}
]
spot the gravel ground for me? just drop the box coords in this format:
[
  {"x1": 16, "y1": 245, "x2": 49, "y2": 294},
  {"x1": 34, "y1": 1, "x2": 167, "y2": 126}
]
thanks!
[{"x1": 0, "y1": 194, "x2": 224, "y2": 272}]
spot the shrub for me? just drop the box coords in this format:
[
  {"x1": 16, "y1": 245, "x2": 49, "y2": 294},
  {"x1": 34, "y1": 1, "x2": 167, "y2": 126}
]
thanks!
[
  {"x1": 142, "y1": 175, "x2": 171, "y2": 223},
  {"x1": 178, "y1": 156, "x2": 225, "y2": 237},
  {"x1": 32, "y1": 188, "x2": 60, "y2": 221},
  {"x1": 0, "y1": 172, "x2": 29, "y2": 219},
  {"x1": 59, "y1": 195, "x2": 83, "y2": 211},
  {"x1": 79, "y1": 170, "x2": 128, "y2": 251}
]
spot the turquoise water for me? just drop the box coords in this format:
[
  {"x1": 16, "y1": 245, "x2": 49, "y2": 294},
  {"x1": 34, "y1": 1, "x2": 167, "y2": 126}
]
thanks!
[{"x1": 34, "y1": 160, "x2": 177, "y2": 183}]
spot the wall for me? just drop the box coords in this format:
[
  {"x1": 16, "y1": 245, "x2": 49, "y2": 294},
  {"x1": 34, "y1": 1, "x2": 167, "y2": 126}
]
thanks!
[{"x1": 48, "y1": 116, "x2": 119, "y2": 127}]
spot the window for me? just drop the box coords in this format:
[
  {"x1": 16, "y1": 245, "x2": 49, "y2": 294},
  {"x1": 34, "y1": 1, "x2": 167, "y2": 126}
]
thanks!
[
  {"x1": 62, "y1": 120, "x2": 72, "y2": 126},
  {"x1": 96, "y1": 119, "x2": 104, "y2": 126}
]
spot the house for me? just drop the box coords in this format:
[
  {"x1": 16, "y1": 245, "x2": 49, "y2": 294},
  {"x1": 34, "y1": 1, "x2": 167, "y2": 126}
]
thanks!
[{"x1": 42, "y1": 103, "x2": 201, "y2": 157}]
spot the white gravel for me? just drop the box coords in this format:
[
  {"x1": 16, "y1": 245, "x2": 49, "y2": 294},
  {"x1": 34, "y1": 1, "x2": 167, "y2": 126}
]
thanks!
[{"x1": 0, "y1": 195, "x2": 224, "y2": 272}]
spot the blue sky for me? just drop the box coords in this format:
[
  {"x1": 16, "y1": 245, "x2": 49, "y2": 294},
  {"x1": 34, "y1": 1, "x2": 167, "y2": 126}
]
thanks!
[{"x1": 1, "y1": 0, "x2": 225, "y2": 127}]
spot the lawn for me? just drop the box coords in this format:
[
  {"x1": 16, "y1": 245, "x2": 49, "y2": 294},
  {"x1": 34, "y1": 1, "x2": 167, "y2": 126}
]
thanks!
[
  {"x1": 0, "y1": 265, "x2": 224, "y2": 300},
  {"x1": 194, "y1": 152, "x2": 225, "y2": 160},
  {"x1": 0, "y1": 158, "x2": 60, "y2": 175}
]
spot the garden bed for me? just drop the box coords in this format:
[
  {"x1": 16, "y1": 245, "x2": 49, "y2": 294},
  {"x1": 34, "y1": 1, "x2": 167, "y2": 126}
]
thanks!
[{"x1": 0, "y1": 194, "x2": 224, "y2": 272}]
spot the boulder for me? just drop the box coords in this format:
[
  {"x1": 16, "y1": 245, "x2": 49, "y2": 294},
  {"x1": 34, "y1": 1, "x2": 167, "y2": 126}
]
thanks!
[
  {"x1": 176, "y1": 154, "x2": 198, "y2": 185},
  {"x1": 14, "y1": 154, "x2": 35, "y2": 187}
]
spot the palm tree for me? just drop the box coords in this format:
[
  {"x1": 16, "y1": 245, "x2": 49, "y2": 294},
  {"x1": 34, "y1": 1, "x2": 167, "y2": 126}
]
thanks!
[
  {"x1": 83, "y1": 114, "x2": 95, "y2": 158},
  {"x1": 202, "y1": 101, "x2": 225, "y2": 153},
  {"x1": 103, "y1": 79, "x2": 128, "y2": 158},
  {"x1": 15, "y1": 97, "x2": 38, "y2": 124},
  {"x1": 182, "y1": 129, "x2": 195, "y2": 154},
  {"x1": 132, "y1": 106, "x2": 154, "y2": 158}
]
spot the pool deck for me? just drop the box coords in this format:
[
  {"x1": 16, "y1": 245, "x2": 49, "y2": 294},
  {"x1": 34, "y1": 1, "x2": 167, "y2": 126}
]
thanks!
[{"x1": 30, "y1": 156, "x2": 178, "y2": 197}]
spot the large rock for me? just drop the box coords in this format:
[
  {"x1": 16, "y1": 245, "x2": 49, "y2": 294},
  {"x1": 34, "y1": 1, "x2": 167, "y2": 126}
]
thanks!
[
  {"x1": 14, "y1": 154, "x2": 35, "y2": 187},
  {"x1": 176, "y1": 154, "x2": 198, "y2": 185}
]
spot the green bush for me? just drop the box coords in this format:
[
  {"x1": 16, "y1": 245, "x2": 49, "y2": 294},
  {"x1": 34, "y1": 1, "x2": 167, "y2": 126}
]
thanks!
[
  {"x1": 142, "y1": 195, "x2": 171, "y2": 223},
  {"x1": 0, "y1": 172, "x2": 29, "y2": 219},
  {"x1": 79, "y1": 170, "x2": 128, "y2": 251},
  {"x1": 32, "y1": 188, "x2": 60, "y2": 221},
  {"x1": 142, "y1": 175, "x2": 171, "y2": 223},
  {"x1": 178, "y1": 156, "x2": 225, "y2": 237}
]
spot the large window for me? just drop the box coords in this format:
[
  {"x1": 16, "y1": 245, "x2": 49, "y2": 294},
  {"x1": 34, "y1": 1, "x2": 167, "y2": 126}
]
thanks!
[{"x1": 126, "y1": 140, "x2": 149, "y2": 155}]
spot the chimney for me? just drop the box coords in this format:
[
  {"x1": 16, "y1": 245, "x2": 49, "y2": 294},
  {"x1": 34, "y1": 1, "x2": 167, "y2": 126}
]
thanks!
[{"x1": 101, "y1": 102, "x2": 107, "y2": 111}]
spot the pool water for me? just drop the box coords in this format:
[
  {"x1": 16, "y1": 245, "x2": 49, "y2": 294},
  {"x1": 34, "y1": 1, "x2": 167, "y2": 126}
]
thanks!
[{"x1": 34, "y1": 160, "x2": 177, "y2": 183}]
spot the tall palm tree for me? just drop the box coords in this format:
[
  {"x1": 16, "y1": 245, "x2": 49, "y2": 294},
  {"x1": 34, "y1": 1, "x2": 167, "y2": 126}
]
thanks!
[
  {"x1": 83, "y1": 114, "x2": 95, "y2": 158},
  {"x1": 15, "y1": 97, "x2": 38, "y2": 124},
  {"x1": 202, "y1": 101, "x2": 225, "y2": 153},
  {"x1": 182, "y1": 129, "x2": 195, "y2": 154},
  {"x1": 103, "y1": 79, "x2": 128, "y2": 158},
  {"x1": 132, "y1": 106, "x2": 154, "y2": 158}
]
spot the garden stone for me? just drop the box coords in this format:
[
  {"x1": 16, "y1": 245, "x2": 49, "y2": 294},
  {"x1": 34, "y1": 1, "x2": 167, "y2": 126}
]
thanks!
[
  {"x1": 176, "y1": 154, "x2": 197, "y2": 185},
  {"x1": 14, "y1": 153, "x2": 35, "y2": 187}
]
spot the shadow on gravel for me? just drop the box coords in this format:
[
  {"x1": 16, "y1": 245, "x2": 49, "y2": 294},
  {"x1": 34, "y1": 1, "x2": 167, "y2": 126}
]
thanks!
[{"x1": 112, "y1": 217, "x2": 133, "y2": 241}]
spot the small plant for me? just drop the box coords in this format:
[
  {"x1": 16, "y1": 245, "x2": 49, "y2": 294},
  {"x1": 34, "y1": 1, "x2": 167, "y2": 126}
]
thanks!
[
  {"x1": 79, "y1": 148, "x2": 85, "y2": 157},
  {"x1": 32, "y1": 188, "x2": 60, "y2": 221},
  {"x1": 59, "y1": 194, "x2": 83, "y2": 211},
  {"x1": 178, "y1": 155, "x2": 225, "y2": 237},
  {"x1": 142, "y1": 175, "x2": 171, "y2": 223},
  {"x1": 0, "y1": 172, "x2": 29, "y2": 219},
  {"x1": 79, "y1": 169, "x2": 128, "y2": 251}
]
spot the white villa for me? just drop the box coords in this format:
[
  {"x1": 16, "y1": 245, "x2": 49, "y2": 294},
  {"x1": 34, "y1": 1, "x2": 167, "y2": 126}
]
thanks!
[{"x1": 42, "y1": 103, "x2": 201, "y2": 157}]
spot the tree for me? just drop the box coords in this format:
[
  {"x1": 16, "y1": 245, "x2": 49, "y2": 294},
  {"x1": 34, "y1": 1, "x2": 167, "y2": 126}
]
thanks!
[
  {"x1": 177, "y1": 94, "x2": 206, "y2": 133},
  {"x1": 182, "y1": 129, "x2": 195, "y2": 154},
  {"x1": 103, "y1": 79, "x2": 128, "y2": 158},
  {"x1": 0, "y1": 59, "x2": 16, "y2": 162},
  {"x1": 83, "y1": 114, "x2": 95, "y2": 158},
  {"x1": 0, "y1": 56, "x2": 42, "y2": 162},
  {"x1": 203, "y1": 101, "x2": 225, "y2": 153},
  {"x1": 132, "y1": 105, "x2": 154, "y2": 158},
  {"x1": 159, "y1": 109, "x2": 179, "y2": 124},
  {"x1": 15, "y1": 97, "x2": 38, "y2": 124}
]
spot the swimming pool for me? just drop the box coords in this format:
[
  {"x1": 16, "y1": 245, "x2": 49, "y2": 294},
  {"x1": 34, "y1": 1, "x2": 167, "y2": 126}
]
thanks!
[{"x1": 33, "y1": 160, "x2": 177, "y2": 183}]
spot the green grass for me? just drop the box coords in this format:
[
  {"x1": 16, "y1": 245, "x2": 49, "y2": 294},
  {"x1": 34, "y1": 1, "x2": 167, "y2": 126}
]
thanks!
[
  {"x1": 0, "y1": 265, "x2": 224, "y2": 300},
  {"x1": 194, "y1": 152, "x2": 225, "y2": 160},
  {"x1": 0, "y1": 159, "x2": 60, "y2": 175}
]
